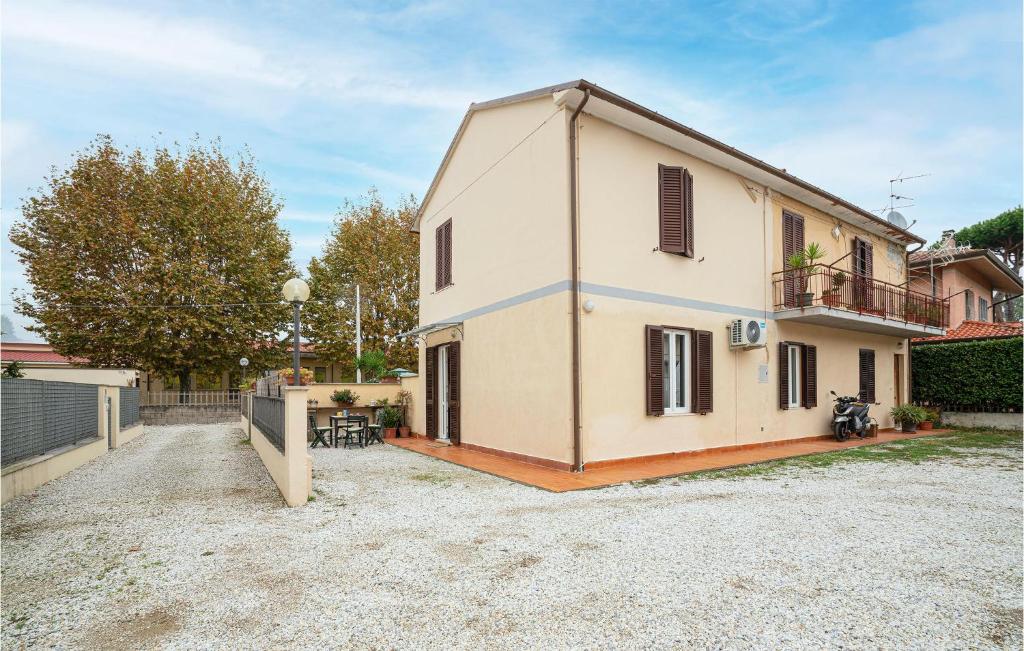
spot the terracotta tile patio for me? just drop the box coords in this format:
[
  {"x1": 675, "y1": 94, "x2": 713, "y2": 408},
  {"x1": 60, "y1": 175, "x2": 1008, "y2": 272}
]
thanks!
[{"x1": 386, "y1": 429, "x2": 952, "y2": 492}]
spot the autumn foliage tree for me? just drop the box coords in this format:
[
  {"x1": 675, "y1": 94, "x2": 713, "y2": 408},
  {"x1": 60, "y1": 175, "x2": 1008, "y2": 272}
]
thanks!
[
  {"x1": 304, "y1": 190, "x2": 418, "y2": 380},
  {"x1": 10, "y1": 136, "x2": 294, "y2": 392}
]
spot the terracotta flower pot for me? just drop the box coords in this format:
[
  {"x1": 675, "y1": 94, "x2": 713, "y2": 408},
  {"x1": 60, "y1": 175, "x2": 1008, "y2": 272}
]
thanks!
[
  {"x1": 383, "y1": 427, "x2": 398, "y2": 439},
  {"x1": 398, "y1": 426, "x2": 411, "y2": 438},
  {"x1": 918, "y1": 421, "x2": 933, "y2": 430}
]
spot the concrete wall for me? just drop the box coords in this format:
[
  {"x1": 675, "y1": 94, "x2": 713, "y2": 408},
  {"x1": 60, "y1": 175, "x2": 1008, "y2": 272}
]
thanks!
[
  {"x1": 20, "y1": 366, "x2": 136, "y2": 386},
  {"x1": 241, "y1": 389, "x2": 312, "y2": 507},
  {"x1": 942, "y1": 411, "x2": 1022, "y2": 431},
  {"x1": 141, "y1": 405, "x2": 240, "y2": 425}
]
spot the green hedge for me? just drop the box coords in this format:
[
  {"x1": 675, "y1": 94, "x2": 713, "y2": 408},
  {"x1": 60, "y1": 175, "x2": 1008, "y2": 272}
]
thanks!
[{"x1": 912, "y1": 337, "x2": 1022, "y2": 411}]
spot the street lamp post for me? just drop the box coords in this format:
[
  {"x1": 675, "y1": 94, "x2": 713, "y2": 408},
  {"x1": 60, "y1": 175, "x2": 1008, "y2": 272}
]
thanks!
[{"x1": 282, "y1": 278, "x2": 310, "y2": 386}]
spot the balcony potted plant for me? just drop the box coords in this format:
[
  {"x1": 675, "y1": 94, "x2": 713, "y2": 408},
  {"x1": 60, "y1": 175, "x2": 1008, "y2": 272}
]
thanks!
[
  {"x1": 787, "y1": 242, "x2": 827, "y2": 307},
  {"x1": 379, "y1": 405, "x2": 402, "y2": 439},
  {"x1": 278, "y1": 367, "x2": 314, "y2": 386},
  {"x1": 822, "y1": 271, "x2": 847, "y2": 307},
  {"x1": 890, "y1": 404, "x2": 926, "y2": 433},
  {"x1": 396, "y1": 390, "x2": 413, "y2": 437},
  {"x1": 331, "y1": 388, "x2": 359, "y2": 408}
]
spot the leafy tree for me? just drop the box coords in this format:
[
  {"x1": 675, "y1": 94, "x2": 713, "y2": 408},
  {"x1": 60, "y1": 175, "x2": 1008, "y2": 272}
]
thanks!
[
  {"x1": 304, "y1": 189, "x2": 418, "y2": 380},
  {"x1": 955, "y1": 207, "x2": 1023, "y2": 321},
  {"x1": 10, "y1": 136, "x2": 293, "y2": 393},
  {"x1": 356, "y1": 349, "x2": 387, "y2": 383}
]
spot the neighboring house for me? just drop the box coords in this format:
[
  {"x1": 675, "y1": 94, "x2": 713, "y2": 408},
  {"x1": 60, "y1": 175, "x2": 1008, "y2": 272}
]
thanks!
[
  {"x1": 0, "y1": 342, "x2": 136, "y2": 386},
  {"x1": 285, "y1": 341, "x2": 348, "y2": 383},
  {"x1": 402, "y1": 80, "x2": 949, "y2": 472},
  {"x1": 908, "y1": 234, "x2": 1023, "y2": 328},
  {"x1": 911, "y1": 319, "x2": 1023, "y2": 346}
]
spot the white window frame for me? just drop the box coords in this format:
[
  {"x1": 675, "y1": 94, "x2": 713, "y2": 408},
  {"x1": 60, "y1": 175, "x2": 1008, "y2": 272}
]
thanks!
[
  {"x1": 787, "y1": 344, "x2": 802, "y2": 409},
  {"x1": 663, "y1": 328, "x2": 692, "y2": 415}
]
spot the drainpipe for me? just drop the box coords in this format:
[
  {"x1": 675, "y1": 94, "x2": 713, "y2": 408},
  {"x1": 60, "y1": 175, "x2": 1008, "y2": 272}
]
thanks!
[{"x1": 569, "y1": 88, "x2": 590, "y2": 473}]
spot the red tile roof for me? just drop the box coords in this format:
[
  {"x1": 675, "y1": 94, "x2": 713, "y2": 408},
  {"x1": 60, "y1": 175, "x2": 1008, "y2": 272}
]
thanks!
[
  {"x1": 912, "y1": 320, "x2": 1023, "y2": 343},
  {"x1": 0, "y1": 343, "x2": 88, "y2": 364}
]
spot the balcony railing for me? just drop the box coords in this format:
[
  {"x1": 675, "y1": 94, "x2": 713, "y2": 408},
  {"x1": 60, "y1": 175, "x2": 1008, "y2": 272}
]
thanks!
[{"x1": 773, "y1": 264, "x2": 949, "y2": 328}]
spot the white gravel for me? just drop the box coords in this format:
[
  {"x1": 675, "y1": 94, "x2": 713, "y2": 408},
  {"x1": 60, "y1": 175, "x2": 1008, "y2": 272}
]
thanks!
[{"x1": 2, "y1": 423, "x2": 1021, "y2": 649}]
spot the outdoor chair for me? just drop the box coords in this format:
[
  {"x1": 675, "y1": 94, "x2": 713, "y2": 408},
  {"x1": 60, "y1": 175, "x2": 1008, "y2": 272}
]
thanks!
[
  {"x1": 308, "y1": 411, "x2": 332, "y2": 449},
  {"x1": 366, "y1": 408, "x2": 385, "y2": 446},
  {"x1": 341, "y1": 415, "x2": 368, "y2": 449}
]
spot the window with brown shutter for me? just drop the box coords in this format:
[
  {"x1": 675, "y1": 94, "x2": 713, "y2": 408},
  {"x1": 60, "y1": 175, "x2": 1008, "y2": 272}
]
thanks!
[
  {"x1": 782, "y1": 211, "x2": 805, "y2": 307},
  {"x1": 692, "y1": 330, "x2": 713, "y2": 413},
  {"x1": 778, "y1": 341, "x2": 790, "y2": 409},
  {"x1": 858, "y1": 349, "x2": 876, "y2": 402},
  {"x1": 435, "y1": 219, "x2": 452, "y2": 290},
  {"x1": 965, "y1": 289, "x2": 974, "y2": 320},
  {"x1": 658, "y1": 165, "x2": 693, "y2": 258},
  {"x1": 802, "y1": 344, "x2": 817, "y2": 408},
  {"x1": 853, "y1": 237, "x2": 875, "y2": 309},
  {"x1": 645, "y1": 325, "x2": 664, "y2": 416},
  {"x1": 425, "y1": 346, "x2": 437, "y2": 437}
]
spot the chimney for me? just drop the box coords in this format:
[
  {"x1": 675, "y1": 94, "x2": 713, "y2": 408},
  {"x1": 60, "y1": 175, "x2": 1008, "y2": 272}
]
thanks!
[{"x1": 941, "y1": 229, "x2": 956, "y2": 246}]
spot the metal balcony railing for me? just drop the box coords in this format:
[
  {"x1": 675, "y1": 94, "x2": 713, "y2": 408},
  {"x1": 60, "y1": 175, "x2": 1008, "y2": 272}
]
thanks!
[{"x1": 772, "y1": 264, "x2": 949, "y2": 328}]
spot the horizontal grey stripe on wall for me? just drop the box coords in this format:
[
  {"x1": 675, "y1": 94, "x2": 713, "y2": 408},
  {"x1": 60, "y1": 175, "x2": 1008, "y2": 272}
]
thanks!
[
  {"x1": 421, "y1": 279, "x2": 770, "y2": 332},
  {"x1": 580, "y1": 282, "x2": 771, "y2": 320}
]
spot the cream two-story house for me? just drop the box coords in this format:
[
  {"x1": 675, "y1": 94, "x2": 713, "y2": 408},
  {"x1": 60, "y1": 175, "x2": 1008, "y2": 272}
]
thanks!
[{"x1": 403, "y1": 80, "x2": 947, "y2": 472}]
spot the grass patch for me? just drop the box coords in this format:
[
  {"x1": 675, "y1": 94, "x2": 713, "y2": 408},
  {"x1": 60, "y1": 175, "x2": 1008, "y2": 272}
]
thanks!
[
  {"x1": 411, "y1": 471, "x2": 451, "y2": 485},
  {"x1": 680, "y1": 428, "x2": 1022, "y2": 482}
]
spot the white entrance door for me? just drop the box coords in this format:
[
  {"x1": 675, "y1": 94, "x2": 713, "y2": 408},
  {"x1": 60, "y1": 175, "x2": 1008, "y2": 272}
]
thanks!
[{"x1": 438, "y1": 345, "x2": 450, "y2": 440}]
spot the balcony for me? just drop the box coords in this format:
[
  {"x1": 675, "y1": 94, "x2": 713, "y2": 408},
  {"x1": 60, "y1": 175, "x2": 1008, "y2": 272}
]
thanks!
[{"x1": 772, "y1": 264, "x2": 948, "y2": 338}]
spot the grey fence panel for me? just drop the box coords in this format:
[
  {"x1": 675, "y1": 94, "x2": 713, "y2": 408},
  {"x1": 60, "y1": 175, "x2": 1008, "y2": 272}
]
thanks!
[
  {"x1": 251, "y1": 396, "x2": 285, "y2": 453},
  {"x1": 240, "y1": 393, "x2": 250, "y2": 418},
  {"x1": 1, "y1": 379, "x2": 99, "y2": 467},
  {"x1": 120, "y1": 387, "x2": 140, "y2": 428}
]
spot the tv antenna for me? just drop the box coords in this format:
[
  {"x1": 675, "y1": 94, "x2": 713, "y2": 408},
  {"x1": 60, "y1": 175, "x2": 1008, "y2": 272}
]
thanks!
[{"x1": 876, "y1": 172, "x2": 930, "y2": 230}]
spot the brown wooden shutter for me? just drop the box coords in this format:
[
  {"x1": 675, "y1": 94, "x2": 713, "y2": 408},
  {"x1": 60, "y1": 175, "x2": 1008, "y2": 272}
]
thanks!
[
  {"x1": 778, "y1": 341, "x2": 789, "y2": 409},
  {"x1": 645, "y1": 325, "x2": 664, "y2": 416},
  {"x1": 425, "y1": 346, "x2": 437, "y2": 437},
  {"x1": 683, "y1": 168, "x2": 694, "y2": 258},
  {"x1": 435, "y1": 224, "x2": 444, "y2": 291},
  {"x1": 691, "y1": 330, "x2": 713, "y2": 413},
  {"x1": 802, "y1": 344, "x2": 817, "y2": 408},
  {"x1": 858, "y1": 349, "x2": 875, "y2": 402},
  {"x1": 447, "y1": 342, "x2": 460, "y2": 444},
  {"x1": 782, "y1": 211, "x2": 804, "y2": 307},
  {"x1": 658, "y1": 165, "x2": 685, "y2": 255},
  {"x1": 965, "y1": 289, "x2": 974, "y2": 320},
  {"x1": 444, "y1": 219, "x2": 453, "y2": 287}
]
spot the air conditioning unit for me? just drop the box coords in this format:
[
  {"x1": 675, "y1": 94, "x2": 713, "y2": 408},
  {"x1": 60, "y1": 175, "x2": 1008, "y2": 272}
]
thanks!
[{"x1": 729, "y1": 319, "x2": 768, "y2": 349}]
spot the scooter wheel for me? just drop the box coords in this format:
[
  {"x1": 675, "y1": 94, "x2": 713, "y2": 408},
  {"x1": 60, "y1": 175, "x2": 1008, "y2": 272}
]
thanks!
[{"x1": 834, "y1": 422, "x2": 849, "y2": 442}]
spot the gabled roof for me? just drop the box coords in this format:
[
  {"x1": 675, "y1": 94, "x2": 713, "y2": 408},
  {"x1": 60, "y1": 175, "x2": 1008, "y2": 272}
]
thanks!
[
  {"x1": 414, "y1": 80, "x2": 926, "y2": 246},
  {"x1": 912, "y1": 319, "x2": 1022, "y2": 344},
  {"x1": 909, "y1": 248, "x2": 1022, "y2": 293}
]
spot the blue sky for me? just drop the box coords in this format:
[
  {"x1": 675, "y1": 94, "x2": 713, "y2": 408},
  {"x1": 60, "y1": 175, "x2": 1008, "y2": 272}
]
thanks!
[{"x1": 2, "y1": 0, "x2": 1021, "y2": 341}]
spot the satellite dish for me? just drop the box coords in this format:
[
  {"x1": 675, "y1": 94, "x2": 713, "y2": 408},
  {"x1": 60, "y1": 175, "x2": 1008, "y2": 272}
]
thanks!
[{"x1": 886, "y1": 211, "x2": 908, "y2": 229}]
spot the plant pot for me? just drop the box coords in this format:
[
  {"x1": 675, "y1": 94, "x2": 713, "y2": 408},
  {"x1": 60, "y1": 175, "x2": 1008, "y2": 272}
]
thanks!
[
  {"x1": 797, "y1": 292, "x2": 814, "y2": 307},
  {"x1": 822, "y1": 293, "x2": 841, "y2": 307},
  {"x1": 918, "y1": 420, "x2": 933, "y2": 430},
  {"x1": 381, "y1": 376, "x2": 399, "y2": 384},
  {"x1": 398, "y1": 426, "x2": 411, "y2": 438},
  {"x1": 901, "y1": 420, "x2": 918, "y2": 433},
  {"x1": 383, "y1": 427, "x2": 398, "y2": 439},
  {"x1": 337, "y1": 402, "x2": 354, "y2": 409}
]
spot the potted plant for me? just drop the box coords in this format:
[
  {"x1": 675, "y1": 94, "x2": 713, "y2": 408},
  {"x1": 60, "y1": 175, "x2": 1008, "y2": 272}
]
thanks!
[
  {"x1": 822, "y1": 271, "x2": 847, "y2": 307},
  {"x1": 379, "y1": 406, "x2": 402, "y2": 439},
  {"x1": 890, "y1": 404, "x2": 926, "y2": 433},
  {"x1": 787, "y1": 242, "x2": 827, "y2": 307},
  {"x1": 381, "y1": 370, "x2": 401, "y2": 385},
  {"x1": 278, "y1": 367, "x2": 314, "y2": 386},
  {"x1": 396, "y1": 390, "x2": 413, "y2": 437},
  {"x1": 331, "y1": 388, "x2": 359, "y2": 407},
  {"x1": 919, "y1": 408, "x2": 940, "y2": 430}
]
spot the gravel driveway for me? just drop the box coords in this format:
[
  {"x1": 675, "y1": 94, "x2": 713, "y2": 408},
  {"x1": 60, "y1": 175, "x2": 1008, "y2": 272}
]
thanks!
[{"x1": 2, "y1": 423, "x2": 1021, "y2": 649}]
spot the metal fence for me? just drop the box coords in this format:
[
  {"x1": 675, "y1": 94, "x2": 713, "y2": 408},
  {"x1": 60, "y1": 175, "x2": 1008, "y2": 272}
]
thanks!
[
  {"x1": 141, "y1": 390, "x2": 240, "y2": 406},
  {"x1": 120, "y1": 386, "x2": 140, "y2": 428},
  {"x1": 1, "y1": 379, "x2": 99, "y2": 467},
  {"x1": 252, "y1": 396, "x2": 285, "y2": 453}
]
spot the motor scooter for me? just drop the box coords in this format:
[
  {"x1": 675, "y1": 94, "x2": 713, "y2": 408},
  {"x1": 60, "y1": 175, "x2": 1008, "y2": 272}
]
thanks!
[{"x1": 829, "y1": 390, "x2": 878, "y2": 441}]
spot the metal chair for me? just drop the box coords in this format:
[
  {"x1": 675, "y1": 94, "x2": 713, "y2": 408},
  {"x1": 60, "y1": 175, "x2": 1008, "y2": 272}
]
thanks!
[
  {"x1": 341, "y1": 415, "x2": 368, "y2": 448},
  {"x1": 308, "y1": 411, "x2": 332, "y2": 448}
]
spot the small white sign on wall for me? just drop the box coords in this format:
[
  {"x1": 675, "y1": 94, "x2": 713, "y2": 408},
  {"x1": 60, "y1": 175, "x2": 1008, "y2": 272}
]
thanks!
[{"x1": 758, "y1": 364, "x2": 769, "y2": 384}]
